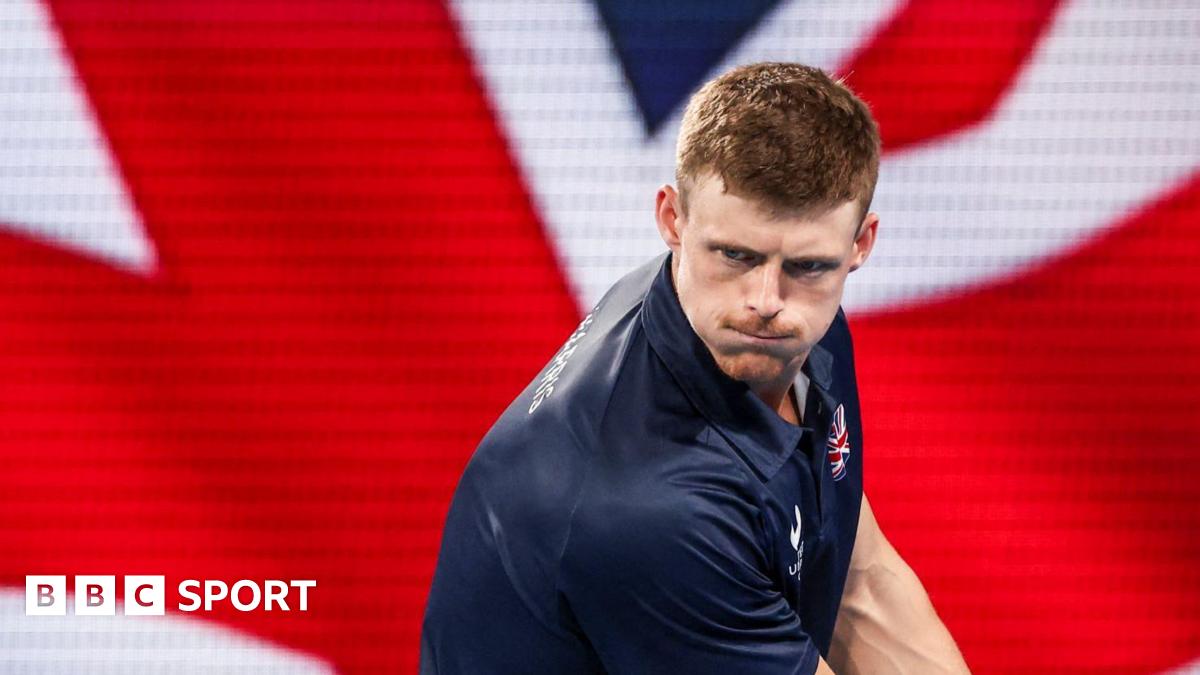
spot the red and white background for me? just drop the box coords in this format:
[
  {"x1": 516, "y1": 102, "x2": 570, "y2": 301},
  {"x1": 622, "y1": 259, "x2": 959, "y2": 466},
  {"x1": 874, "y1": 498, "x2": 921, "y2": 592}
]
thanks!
[{"x1": 0, "y1": 0, "x2": 1196, "y2": 672}]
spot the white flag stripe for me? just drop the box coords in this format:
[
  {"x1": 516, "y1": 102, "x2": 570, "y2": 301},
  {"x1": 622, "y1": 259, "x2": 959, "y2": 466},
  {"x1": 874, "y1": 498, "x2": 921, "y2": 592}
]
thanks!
[
  {"x1": 851, "y1": 0, "x2": 1200, "y2": 312},
  {"x1": 0, "y1": 0, "x2": 156, "y2": 273}
]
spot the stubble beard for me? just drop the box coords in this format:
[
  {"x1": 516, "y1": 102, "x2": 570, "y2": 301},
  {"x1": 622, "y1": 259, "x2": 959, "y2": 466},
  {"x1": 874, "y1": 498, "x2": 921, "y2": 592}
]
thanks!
[{"x1": 711, "y1": 348, "x2": 791, "y2": 387}]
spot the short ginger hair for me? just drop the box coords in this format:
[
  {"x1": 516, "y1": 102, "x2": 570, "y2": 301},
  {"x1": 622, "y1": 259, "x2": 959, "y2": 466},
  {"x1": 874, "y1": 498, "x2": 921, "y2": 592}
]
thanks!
[{"x1": 675, "y1": 62, "x2": 881, "y2": 224}]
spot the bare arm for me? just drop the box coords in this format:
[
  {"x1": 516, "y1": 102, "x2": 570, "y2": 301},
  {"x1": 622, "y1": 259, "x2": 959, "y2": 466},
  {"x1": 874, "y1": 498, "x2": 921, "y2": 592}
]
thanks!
[{"x1": 827, "y1": 495, "x2": 970, "y2": 674}]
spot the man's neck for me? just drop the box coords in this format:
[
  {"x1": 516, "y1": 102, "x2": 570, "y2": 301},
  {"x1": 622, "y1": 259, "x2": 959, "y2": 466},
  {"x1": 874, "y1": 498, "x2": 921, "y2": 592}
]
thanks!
[
  {"x1": 780, "y1": 385, "x2": 802, "y2": 426},
  {"x1": 750, "y1": 378, "x2": 802, "y2": 426}
]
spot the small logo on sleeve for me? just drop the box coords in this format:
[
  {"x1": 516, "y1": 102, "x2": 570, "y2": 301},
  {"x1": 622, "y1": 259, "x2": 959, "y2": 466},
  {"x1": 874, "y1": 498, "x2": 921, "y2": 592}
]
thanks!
[{"x1": 826, "y1": 404, "x2": 851, "y2": 481}]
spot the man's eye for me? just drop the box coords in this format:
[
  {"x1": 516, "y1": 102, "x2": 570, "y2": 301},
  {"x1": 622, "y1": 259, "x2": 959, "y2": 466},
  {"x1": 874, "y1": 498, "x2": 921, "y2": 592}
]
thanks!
[
  {"x1": 788, "y1": 261, "x2": 832, "y2": 276},
  {"x1": 721, "y1": 249, "x2": 752, "y2": 263}
]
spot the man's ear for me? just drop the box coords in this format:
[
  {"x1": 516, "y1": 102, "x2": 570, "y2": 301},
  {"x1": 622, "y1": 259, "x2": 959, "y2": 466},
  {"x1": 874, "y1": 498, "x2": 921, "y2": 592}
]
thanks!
[
  {"x1": 655, "y1": 184, "x2": 685, "y2": 252},
  {"x1": 848, "y1": 212, "x2": 879, "y2": 273}
]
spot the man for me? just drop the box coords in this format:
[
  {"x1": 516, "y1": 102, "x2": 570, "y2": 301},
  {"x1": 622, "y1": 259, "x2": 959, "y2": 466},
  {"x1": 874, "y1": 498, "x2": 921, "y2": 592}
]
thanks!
[{"x1": 420, "y1": 62, "x2": 970, "y2": 674}]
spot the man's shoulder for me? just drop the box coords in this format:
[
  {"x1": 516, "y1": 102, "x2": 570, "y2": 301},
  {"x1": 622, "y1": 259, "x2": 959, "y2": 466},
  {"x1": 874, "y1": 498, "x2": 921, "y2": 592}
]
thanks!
[
  {"x1": 477, "y1": 253, "x2": 670, "y2": 458},
  {"x1": 454, "y1": 255, "x2": 681, "y2": 511},
  {"x1": 438, "y1": 254, "x2": 695, "y2": 609}
]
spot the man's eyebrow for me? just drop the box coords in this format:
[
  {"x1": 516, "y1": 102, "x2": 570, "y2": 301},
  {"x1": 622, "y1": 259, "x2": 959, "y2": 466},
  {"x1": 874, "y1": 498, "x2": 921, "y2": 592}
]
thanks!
[{"x1": 706, "y1": 239, "x2": 761, "y2": 255}]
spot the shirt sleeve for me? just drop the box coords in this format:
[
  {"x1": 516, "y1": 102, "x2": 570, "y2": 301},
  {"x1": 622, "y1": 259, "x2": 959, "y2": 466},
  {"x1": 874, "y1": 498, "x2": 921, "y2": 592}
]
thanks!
[{"x1": 558, "y1": 483, "x2": 820, "y2": 675}]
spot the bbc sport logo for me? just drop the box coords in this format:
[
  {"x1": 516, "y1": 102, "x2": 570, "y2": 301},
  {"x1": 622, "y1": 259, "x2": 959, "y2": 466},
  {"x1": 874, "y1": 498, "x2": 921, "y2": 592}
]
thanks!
[{"x1": 25, "y1": 575, "x2": 316, "y2": 616}]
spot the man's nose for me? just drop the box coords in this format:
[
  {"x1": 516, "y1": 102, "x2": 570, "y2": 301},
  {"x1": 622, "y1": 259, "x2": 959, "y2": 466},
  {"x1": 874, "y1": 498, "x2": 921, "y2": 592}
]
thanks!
[{"x1": 747, "y1": 266, "x2": 784, "y2": 319}]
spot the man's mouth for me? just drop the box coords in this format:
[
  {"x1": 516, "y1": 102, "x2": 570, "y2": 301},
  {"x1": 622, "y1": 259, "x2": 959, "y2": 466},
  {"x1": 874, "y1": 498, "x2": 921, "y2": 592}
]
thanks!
[{"x1": 730, "y1": 328, "x2": 792, "y2": 342}]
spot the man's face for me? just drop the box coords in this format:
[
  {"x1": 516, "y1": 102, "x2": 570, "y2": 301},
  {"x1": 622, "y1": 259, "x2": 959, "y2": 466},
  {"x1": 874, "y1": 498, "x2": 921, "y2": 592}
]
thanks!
[{"x1": 655, "y1": 174, "x2": 878, "y2": 390}]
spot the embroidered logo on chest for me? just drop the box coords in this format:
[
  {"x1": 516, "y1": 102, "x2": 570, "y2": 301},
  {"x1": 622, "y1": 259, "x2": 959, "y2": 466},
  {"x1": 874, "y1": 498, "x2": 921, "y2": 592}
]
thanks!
[
  {"x1": 788, "y1": 505, "x2": 804, "y2": 580},
  {"x1": 826, "y1": 403, "x2": 851, "y2": 481}
]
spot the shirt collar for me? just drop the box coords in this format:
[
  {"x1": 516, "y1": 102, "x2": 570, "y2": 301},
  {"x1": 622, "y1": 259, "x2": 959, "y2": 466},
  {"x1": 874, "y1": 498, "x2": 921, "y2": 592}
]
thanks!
[{"x1": 641, "y1": 251, "x2": 836, "y2": 480}]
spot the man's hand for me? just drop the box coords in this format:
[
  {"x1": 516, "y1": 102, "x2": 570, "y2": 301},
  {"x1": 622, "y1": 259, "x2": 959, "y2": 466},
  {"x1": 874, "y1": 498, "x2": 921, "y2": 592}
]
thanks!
[{"x1": 828, "y1": 495, "x2": 971, "y2": 674}]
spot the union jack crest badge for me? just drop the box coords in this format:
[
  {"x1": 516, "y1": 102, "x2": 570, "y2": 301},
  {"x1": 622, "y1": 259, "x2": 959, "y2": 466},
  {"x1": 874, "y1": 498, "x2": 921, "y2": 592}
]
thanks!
[{"x1": 826, "y1": 404, "x2": 851, "y2": 481}]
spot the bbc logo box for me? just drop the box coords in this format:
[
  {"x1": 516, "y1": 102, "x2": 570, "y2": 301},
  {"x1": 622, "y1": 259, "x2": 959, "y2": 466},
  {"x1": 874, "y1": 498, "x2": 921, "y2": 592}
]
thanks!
[{"x1": 26, "y1": 575, "x2": 166, "y2": 616}]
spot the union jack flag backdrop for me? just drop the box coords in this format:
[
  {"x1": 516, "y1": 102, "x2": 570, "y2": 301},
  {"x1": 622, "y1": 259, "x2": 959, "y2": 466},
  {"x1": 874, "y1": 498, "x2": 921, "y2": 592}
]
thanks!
[{"x1": 0, "y1": 0, "x2": 1197, "y2": 673}]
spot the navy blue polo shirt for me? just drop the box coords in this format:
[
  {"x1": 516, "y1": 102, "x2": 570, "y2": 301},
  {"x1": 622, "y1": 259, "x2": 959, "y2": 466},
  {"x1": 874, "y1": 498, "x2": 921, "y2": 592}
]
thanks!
[{"x1": 420, "y1": 251, "x2": 865, "y2": 674}]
